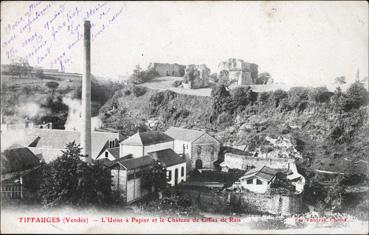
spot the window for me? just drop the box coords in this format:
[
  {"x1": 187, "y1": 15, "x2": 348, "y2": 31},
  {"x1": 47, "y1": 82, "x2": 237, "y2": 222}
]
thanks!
[
  {"x1": 197, "y1": 146, "x2": 202, "y2": 156},
  {"x1": 181, "y1": 167, "x2": 184, "y2": 177},
  {"x1": 127, "y1": 174, "x2": 135, "y2": 180},
  {"x1": 256, "y1": 179, "x2": 263, "y2": 185},
  {"x1": 168, "y1": 171, "x2": 172, "y2": 181},
  {"x1": 105, "y1": 152, "x2": 109, "y2": 158},
  {"x1": 247, "y1": 179, "x2": 253, "y2": 184}
]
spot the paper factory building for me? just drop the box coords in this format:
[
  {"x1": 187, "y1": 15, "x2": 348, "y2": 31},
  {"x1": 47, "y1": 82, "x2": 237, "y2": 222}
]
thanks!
[
  {"x1": 165, "y1": 127, "x2": 221, "y2": 170},
  {"x1": 19, "y1": 128, "x2": 122, "y2": 163},
  {"x1": 1, "y1": 145, "x2": 42, "y2": 200},
  {"x1": 119, "y1": 131, "x2": 174, "y2": 158}
]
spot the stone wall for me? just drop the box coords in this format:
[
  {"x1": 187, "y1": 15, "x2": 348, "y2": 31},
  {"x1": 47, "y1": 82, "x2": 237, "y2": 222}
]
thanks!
[
  {"x1": 183, "y1": 64, "x2": 210, "y2": 89},
  {"x1": 223, "y1": 153, "x2": 295, "y2": 171},
  {"x1": 173, "y1": 188, "x2": 303, "y2": 216},
  {"x1": 148, "y1": 63, "x2": 185, "y2": 77}
]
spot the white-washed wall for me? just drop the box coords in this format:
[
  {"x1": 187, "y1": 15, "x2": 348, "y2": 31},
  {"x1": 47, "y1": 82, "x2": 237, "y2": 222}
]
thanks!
[
  {"x1": 120, "y1": 145, "x2": 143, "y2": 158},
  {"x1": 144, "y1": 141, "x2": 174, "y2": 155},
  {"x1": 167, "y1": 162, "x2": 186, "y2": 186}
]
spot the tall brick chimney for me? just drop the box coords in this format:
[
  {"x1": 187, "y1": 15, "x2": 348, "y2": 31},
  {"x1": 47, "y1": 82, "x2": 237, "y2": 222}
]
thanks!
[{"x1": 81, "y1": 20, "x2": 92, "y2": 163}]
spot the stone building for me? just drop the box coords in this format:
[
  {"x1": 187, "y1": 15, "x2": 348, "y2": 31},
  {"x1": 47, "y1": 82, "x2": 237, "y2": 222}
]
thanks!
[
  {"x1": 148, "y1": 63, "x2": 185, "y2": 77},
  {"x1": 165, "y1": 127, "x2": 221, "y2": 170},
  {"x1": 119, "y1": 131, "x2": 174, "y2": 158},
  {"x1": 218, "y1": 58, "x2": 258, "y2": 86},
  {"x1": 182, "y1": 64, "x2": 210, "y2": 89}
]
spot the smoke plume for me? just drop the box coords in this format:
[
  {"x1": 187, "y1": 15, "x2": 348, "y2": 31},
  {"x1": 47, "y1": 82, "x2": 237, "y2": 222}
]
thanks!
[{"x1": 62, "y1": 96, "x2": 103, "y2": 131}]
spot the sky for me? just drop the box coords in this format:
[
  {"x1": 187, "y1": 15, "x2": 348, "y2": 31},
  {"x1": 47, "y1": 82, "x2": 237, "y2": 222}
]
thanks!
[{"x1": 1, "y1": 1, "x2": 368, "y2": 86}]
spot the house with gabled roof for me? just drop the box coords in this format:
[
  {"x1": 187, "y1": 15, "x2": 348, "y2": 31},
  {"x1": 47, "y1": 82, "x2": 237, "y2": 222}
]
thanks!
[
  {"x1": 238, "y1": 166, "x2": 278, "y2": 194},
  {"x1": 119, "y1": 131, "x2": 174, "y2": 158},
  {"x1": 165, "y1": 127, "x2": 221, "y2": 170},
  {"x1": 109, "y1": 155, "x2": 155, "y2": 203}
]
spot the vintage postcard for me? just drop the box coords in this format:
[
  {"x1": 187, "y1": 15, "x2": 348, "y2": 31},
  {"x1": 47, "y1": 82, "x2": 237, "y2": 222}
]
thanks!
[{"x1": 1, "y1": 1, "x2": 368, "y2": 234}]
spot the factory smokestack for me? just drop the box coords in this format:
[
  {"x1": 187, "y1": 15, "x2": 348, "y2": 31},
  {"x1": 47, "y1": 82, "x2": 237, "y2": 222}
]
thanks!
[{"x1": 81, "y1": 20, "x2": 92, "y2": 163}]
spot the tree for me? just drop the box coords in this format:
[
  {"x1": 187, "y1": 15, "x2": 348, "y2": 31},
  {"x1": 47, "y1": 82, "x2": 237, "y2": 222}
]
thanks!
[
  {"x1": 345, "y1": 81, "x2": 368, "y2": 109},
  {"x1": 335, "y1": 76, "x2": 346, "y2": 85},
  {"x1": 271, "y1": 89, "x2": 288, "y2": 107},
  {"x1": 142, "y1": 160, "x2": 168, "y2": 197},
  {"x1": 129, "y1": 64, "x2": 159, "y2": 84},
  {"x1": 308, "y1": 86, "x2": 333, "y2": 103},
  {"x1": 39, "y1": 141, "x2": 112, "y2": 207},
  {"x1": 45, "y1": 81, "x2": 59, "y2": 97},
  {"x1": 8, "y1": 61, "x2": 32, "y2": 79}
]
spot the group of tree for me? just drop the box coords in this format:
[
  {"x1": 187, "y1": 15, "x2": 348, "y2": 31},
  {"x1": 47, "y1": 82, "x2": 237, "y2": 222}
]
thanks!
[
  {"x1": 211, "y1": 81, "x2": 368, "y2": 126},
  {"x1": 4, "y1": 60, "x2": 33, "y2": 79},
  {"x1": 129, "y1": 64, "x2": 160, "y2": 84}
]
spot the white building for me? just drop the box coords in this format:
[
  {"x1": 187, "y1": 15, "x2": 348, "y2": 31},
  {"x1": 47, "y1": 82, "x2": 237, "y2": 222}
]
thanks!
[
  {"x1": 119, "y1": 131, "x2": 174, "y2": 158},
  {"x1": 148, "y1": 149, "x2": 186, "y2": 186},
  {"x1": 238, "y1": 166, "x2": 277, "y2": 194}
]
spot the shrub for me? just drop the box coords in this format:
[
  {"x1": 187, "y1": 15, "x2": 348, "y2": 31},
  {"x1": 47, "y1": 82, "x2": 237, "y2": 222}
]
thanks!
[
  {"x1": 172, "y1": 80, "x2": 182, "y2": 87},
  {"x1": 133, "y1": 86, "x2": 147, "y2": 97},
  {"x1": 124, "y1": 90, "x2": 131, "y2": 96},
  {"x1": 271, "y1": 89, "x2": 288, "y2": 107},
  {"x1": 345, "y1": 81, "x2": 368, "y2": 109},
  {"x1": 217, "y1": 112, "x2": 233, "y2": 127}
]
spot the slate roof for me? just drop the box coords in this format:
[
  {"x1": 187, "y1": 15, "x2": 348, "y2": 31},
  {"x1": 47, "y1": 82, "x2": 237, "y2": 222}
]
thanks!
[
  {"x1": 165, "y1": 127, "x2": 205, "y2": 143},
  {"x1": 1, "y1": 146, "x2": 41, "y2": 174},
  {"x1": 148, "y1": 149, "x2": 186, "y2": 167},
  {"x1": 241, "y1": 166, "x2": 278, "y2": 182},
  {"x1": 120, "y1": 131, "x2": 174, "y2": 146},
  {"x1": 21, "y1": 129, "x2": 120, "y2": 159},
  {"x1": 116, "y1": 155, "x2": 154, "y2": 170}
]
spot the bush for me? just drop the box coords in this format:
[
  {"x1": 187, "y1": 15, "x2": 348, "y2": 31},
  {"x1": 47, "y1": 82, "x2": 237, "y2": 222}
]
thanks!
[
  {"x1": 288, "y1": 87, "x2": 309, "y2": 109},
  {"x1": 217, "y1": 112, "x2": 233, "y2": 127},
  {"x1": 124, "y1": 90, "x2": 131, "y2": 96},
  {"x1": 271, "y1": 89, "x2": 288, "y2": 107},
  {"x1": 133, "y1": 86, "x2": 147, "y2": 97},
  {"x1": 345, "y1": 81, "x2": 368, "y2": 109},
  {"x1": 172, "y1": 80, "x2": 182, "y2": 87}
]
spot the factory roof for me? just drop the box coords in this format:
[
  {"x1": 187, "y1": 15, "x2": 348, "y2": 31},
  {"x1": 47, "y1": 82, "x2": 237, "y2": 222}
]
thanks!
[
  {"x1": 120, "y1": 131, "x2": 173, "y2": 146},
  {"x1": 1, "y1": 146, "x2": 41, "y2": 174},
  {"x1": 111, "y1": 155, "x2": 154, "y2": 170},
  {"x1": 165, "y1": 127, "x2": 206, "y2": 143},
  {"x1": 107, "y1": 147, "x2": 120, "y2": 159},
  {"x1": 148, "y1": 149, "x2": 186, "y2": 167},
  {"x1": 21, "y1": 128, "x2": 121, "y2": 159}
]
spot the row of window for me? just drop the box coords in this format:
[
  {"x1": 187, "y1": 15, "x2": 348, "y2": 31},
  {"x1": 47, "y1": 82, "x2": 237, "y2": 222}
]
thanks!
[
  {"x1": 167, "y1": 167, "x2": 185, "y2": 181},
  {"x1": 127, "y1": 171, "x2": 143, "y2": 180},
  {"x1": 1, "y1": 186, "x2": 22, "y2": 191},
  {"x1": 246, "y1": 178, "x2": 263, "y2": 185},
  {"x1": 1, "y1": 191, "x2": 22, "y2": 199}
]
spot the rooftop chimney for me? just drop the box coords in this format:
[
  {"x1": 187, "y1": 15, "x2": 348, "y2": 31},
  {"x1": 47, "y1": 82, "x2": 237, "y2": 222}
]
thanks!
[{"x1": 81, "y1": 20, "x2": 92, "y2": 163}]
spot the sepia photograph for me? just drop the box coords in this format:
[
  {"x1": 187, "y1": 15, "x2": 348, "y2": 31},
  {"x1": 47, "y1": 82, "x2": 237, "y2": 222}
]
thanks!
[{"x1": 1, "y1": 1, "x2": 368, "y2": 234}]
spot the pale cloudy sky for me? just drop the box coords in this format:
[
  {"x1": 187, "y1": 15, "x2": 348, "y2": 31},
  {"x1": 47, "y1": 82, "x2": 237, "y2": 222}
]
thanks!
[{"x1": 1, "y1": 1, "x2": 368, "y2": 86}]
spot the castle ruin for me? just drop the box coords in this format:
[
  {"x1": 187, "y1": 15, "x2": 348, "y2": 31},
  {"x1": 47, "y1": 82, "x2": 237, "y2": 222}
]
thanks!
[{"x1": 218, "y1": 58, "x2": 258, "y2": 86}]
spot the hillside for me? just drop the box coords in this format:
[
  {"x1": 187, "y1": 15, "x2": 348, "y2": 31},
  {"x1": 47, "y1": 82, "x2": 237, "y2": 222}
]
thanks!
[
  {"x1": 98, "y1": 83, "x2": 368, "y2": 217},
  {"x1": 1, "y1": 73, "x2": 123, "y2": 129}
]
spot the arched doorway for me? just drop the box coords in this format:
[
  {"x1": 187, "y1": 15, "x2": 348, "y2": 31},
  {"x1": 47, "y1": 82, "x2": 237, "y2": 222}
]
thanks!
[{"x1": 195, "y1": 159, "x2": 203, "y2": 169}]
